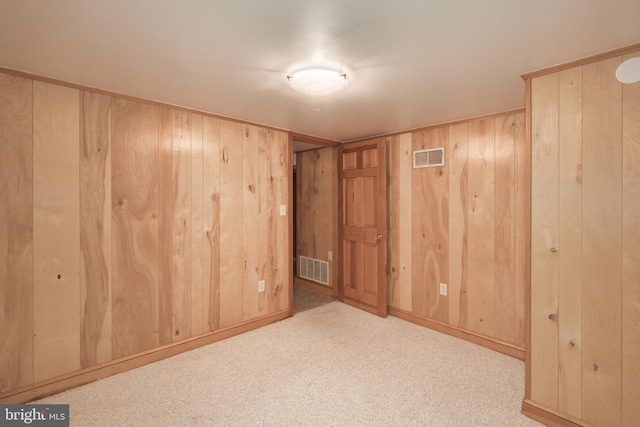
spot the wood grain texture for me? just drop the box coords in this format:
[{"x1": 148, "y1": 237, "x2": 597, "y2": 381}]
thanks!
[
  {"x1": 411, "y1": 128, "x2": 449, "y2": 323},
  {"x1": 0, "y1": 73, "x2": 33, "y2": 392},
  {"x1": 270, "y1": 130, "x2": 291, "y2": 312},
  {"x1": 447, "y1": 123, "x2": 468, "y2": 328},
  {"x1": 79, "y1": 91, "x2": 112, "y2": 368},
  {"x1": 530, "y1": 72, "x2": 560, "y2": 409},
  {"x1": 111, "y1": 99, "x2": 160, "y2": 359},
  {"x1": 32, "y1": 81, "x2": 81, "y2": 382},
  {"x1": 387, "y1": 113, "x2": 527, "y2": 348},
  {"x1": 581, "y1": 56, "x2": 622, "y2": 427},
  {"x1": 0, "y1": 74, "x2": 297, "y2": 398},
  {"x1": 622, "y1": 51, "x2": 640, "y2": 427},
  {"x1": 203, "y1": 116, "x2": 221, "y2": 331},
  {"x1": 242, "y1": 125, "x2": 260, "y2": 320},
  {"x1": 467, "y1": 118, "x2": 495, "y2": 337},
  {"x1": 388, "y1": 134, "x2": 412, "y2": 311},
  {"x1": 295, "y1": 148, "x2": 334, "y2": 286},
  {"x1": 171, "y1": 109, "x2": 192, "y2": 342},
  {"x1": 190, "y1": 113, "x2": 205, "y2": 336},
  {"x1": 258, "y1": 128, "x2": 271, "y2": 315},
  {"x1": 494, "y1": 114, "x2": 517, "y2": 344},
  {"x1": 514, "y1": 110, "x2": 528, "y2": 349},
  {"x1": 557, "y1": 67, "x2": 583, "y2": 419},
  {"x1": 157, "y1": 107, "x2": 173, "y2": 345},
  {"x1": 219, "y1": 120, "x2": 244, "y2": 327}
]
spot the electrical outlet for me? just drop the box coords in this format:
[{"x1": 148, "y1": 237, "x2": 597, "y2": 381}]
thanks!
[
  {"x1": 279, "y1": 205, "x2": 286, "y2": 216},
  {"x1": 439, "y1": 283, "x2": 448, "y2": 296},
  {"x1": 328, "y1": 251, "x2": 333, "y2": 261},
  {"x1": 258, "y1": 280, "x2": 265, "y2": 292}
]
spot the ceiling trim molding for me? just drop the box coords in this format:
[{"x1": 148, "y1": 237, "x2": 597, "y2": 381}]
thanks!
[
  {"x1": 521, "y1": 42, "x2": 640, "y2": 80},
  {"x1": 0, "y1": 65, "x2": 294, "y2": 136},
  {"x1": 290, "y1": 132, "x2": 340, "y2": 147},
  {"x1": 344, "y1": 107, "x2": 527, "y2": 144}
]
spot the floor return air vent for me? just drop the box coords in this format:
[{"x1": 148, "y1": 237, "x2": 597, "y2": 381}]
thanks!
[{"x1": 299, "y1": 256, "x2": 329, "y2": 286}]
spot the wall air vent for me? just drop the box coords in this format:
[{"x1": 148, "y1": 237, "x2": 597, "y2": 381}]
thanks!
[
  {"x1": 413, "y1": 147, "x2": 445, "y2": 168},
  {"x1": 299, "y1": 256, "x2": 329, "y2": 286}
]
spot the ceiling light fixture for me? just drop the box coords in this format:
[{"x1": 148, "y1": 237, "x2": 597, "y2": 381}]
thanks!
[
  {"x1": 616, "y1": 56, "x2": 640, "y2": 84},
  {"x1": 286, "y1": 66, "x2": 349, "y2": 97}
]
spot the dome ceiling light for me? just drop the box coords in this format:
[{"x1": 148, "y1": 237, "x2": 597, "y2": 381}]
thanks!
[
  {"x1": 286, "y1": 65, "x2": 349, "y2": 97},
  {"x1": 616, "y1": 56, "x2": 640, "y2": 84}
]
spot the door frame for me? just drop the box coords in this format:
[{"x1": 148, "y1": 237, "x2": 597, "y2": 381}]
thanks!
[
  {"x1": 289, "y1": 133, "x2": 341, "y2": 316},
  {"x1": 337, "y1": 137, "x2": 388, "y2": 317}
]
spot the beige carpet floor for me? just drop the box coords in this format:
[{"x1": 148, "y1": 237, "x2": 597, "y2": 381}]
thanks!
[{"x1": 35, "y1": 302, "x2": 542, "y2": 426}]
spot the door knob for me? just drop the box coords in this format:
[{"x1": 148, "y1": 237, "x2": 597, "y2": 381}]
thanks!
[{"x1": 375, "y1": 234, "x2": 383, "y2": 241}]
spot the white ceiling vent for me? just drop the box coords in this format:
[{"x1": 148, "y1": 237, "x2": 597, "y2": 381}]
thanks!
[
  {"x1": 414, "y1": 147, "x2": 445, "y2": 168},
  {"x1": 299, "y1": 256, "x2": 329, "y2": 286}
]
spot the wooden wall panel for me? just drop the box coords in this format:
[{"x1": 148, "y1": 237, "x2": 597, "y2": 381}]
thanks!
[
  {"x1": 203, "y1": 116, "x2": 221, "y2": 331},
  {"x1": 171, "y1": 109, "x2": 192, "y2": 342},
  {"x1": 448, "y1": 123, "x2": 468, "y2": 328},
  {"x1": 467, "y1": 118, "x2": 496, "y2": 336},
  {"x1": 270, "y1": 131, "x2": 290, "y2": 311},
  {"x1": 157, "y1": 107, "x2": 173, "y2": 345},
  {"x1": 243, "y1": 125, "x2": 260, "y2": 320},
  {"x1": 0, "y1": 71, "x2": 294, "y2": 399},
  {"x1": 411, "y1": 128, "x2": 449, "y2": 323},
  {"x1": 530, "y1": 73, "x2": 560, "y2": 409},
  {"x1": 33, "y1": 81, "x2": 81, "y2": 381},
  {"x1": 528, "y1": 49, "x2": 640, "y2": 427},
  {"x1": 581, "y1": 56, "x2": 622, "y2": 427},
  {"x1": 388, "y1": 111, "x2": 527, "y2": 349},
  {"x1": 79, "y1": 91, "x2": 112, "y2": 367},
  {"x1": 557, "y1": 67, "x2": 583, "y2": 419},
  {"x1": 494, "y1": 115, "x2": 516, "y2": 344},
  {"x1": 513, "y1": 109, "x2": 528, "y2": 349},
  {"x1": 622, "y1": 52, "x2": 640, "y2": 427},
  {"x1": 0, "y1": 73, "x2": 33, "y2": 392},
  {"x1": 111, "y1": 99, "x2": 160, "y2": 359},
  {"x1": 190, "y1": 113, "x2": 205, "y2": 336},
  {"x1": 388, "y1": 134, "x2": 412, "y2": 311},
  {"x1": 295, "y1": 147, "x2": 335, "y2": 286},
  {"x1": 257, "y1": 128, "x2": 271, "y2": 315},
  {"x1": 219, "y1": 120, "x2": 244, "y2": 327}
]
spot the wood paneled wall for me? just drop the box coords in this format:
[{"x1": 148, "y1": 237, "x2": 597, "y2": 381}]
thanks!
[
  {"x1": 295, "y1": 147, "x2": 336, "y2": 287},
  {"x1": 388, "y1": 111, "x2": 528, "y2": 348},
  {"x1": 0, "y1": 71, "x2": 291, "y2": 394},
  {"x1": 528, "y1": 50, "x2": 640, "y2": 427}
]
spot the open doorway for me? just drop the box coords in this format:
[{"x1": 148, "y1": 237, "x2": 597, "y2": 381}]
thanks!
[{"x1": 292, "y1": 138, "x2": 339, "y2": 313}]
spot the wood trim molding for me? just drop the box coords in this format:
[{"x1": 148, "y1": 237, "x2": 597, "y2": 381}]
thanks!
[
  {"x1": 343, "y1": 296, "x2": 380, "y2": 316},
  {"x1": 0, "y1": 310, "x2": 290, "y2": 404},
  {"x1": 388, "y1": 307, "x2": 525, "y2": 360},
  {"x1": 288, "y1": 134, "x2": 295, "y2": 317},
  {"x1": 522, "y1": 399, "x2": 596, "y2": 427},
  {"x1": 344, "y1": 108, "x2": 527, "y2": 143},
  {"x1": 0, "y1": 66, "x2": 342, "y2": 144},
  {"x1": 524, "y1": 77, "x2": 533, "y2": 399},
  {"x1": 290, "y1": 131, "x2": 340, "y2": 147},
  {"x1": 521, "y1": 42, "x2": 640, "y2": 80},
  {"x1": 294, "y1": 276, "x2": 335, "y2": 297}
]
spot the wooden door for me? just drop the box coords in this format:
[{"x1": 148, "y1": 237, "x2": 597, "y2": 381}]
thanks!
[{"x1": 339, "y1": 138, "x2": 387, "y2": 317}]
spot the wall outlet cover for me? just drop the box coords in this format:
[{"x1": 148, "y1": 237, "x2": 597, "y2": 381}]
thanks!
[{"x1": 439, "y1": 283, "x2": 447, "y2": 296}]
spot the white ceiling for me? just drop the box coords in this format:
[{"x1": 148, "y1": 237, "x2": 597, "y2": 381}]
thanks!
[{"x1": 1, "y1": 1, "x2": 639, "y2": 142}]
